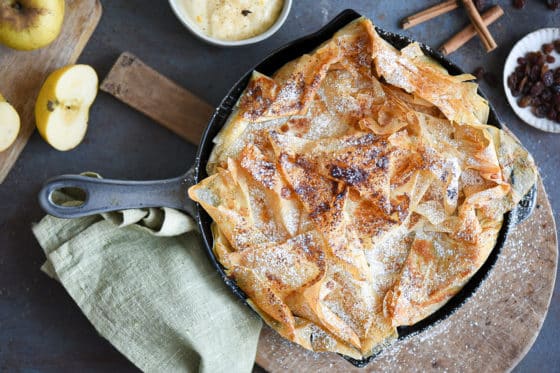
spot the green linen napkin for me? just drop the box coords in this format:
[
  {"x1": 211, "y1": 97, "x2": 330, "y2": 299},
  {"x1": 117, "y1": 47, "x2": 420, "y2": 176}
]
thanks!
[{"x1": 32, "y1": 182, "x2": 262, "y2": 373}]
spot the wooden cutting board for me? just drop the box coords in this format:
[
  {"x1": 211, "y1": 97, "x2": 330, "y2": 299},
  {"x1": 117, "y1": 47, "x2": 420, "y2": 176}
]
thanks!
[
  {"x1": 101, "y1": 53, "x2": 558, "y2": 372},
  {"x1": 0, "y1": 0, "x2": 102, "y2": 183}
]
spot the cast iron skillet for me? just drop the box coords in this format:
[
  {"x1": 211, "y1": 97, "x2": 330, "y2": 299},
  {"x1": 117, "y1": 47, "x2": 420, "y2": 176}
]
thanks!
[{"x1": 39, "y1": 9, "x2": 537, "y2": 367}]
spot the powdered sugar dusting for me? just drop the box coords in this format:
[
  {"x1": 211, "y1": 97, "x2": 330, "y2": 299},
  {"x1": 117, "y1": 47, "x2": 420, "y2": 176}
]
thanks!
[
  {"x1": 257, "y1": 185, "x2": 557, "y2": 372},
  {"x1": 194, "y1": 17, "x2": 549, "y2": 369}
]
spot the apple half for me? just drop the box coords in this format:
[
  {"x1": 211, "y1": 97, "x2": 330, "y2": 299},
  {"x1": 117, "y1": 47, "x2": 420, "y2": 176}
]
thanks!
[
  {"x1": 0, "y1": 0, "x2": 65, "y2": 51},
  {"x1": 0, "y1": 93, "x2": 21, "y2": 152},
  {"x1": 35, "y1": 64, "x2": 98, "y2": 151}
]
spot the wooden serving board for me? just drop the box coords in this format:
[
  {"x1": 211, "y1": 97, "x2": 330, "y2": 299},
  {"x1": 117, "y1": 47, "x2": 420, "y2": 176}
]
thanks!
[
  {"x1": 101, "y1": 53, "x2": 558, "y2": 372},
  {"x1": 0, "y1": 0, "x2": 102, "y2": 183}
]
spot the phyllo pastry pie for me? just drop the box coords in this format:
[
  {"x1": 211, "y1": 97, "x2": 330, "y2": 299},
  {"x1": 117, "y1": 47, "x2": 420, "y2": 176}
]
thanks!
[{"x1": 188, "y1": 18, "x2": 537, "y2": 359}]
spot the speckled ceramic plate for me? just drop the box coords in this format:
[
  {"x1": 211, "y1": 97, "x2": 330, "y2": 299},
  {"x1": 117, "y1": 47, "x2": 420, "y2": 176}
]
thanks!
[{"x1": 503, "y1": 28, "x2": 560, "y2": 133}]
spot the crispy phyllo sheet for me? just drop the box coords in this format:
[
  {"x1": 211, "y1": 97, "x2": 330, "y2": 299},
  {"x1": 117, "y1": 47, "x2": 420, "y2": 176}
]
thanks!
[{"x1": 190, "y1": 18, "x2": 537, "y2": 359}]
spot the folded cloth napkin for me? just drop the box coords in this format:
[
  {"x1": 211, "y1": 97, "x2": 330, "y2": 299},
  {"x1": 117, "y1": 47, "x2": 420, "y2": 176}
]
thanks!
[{"x1": 32, "y1": 177, "x2": 262, "y2": 373}]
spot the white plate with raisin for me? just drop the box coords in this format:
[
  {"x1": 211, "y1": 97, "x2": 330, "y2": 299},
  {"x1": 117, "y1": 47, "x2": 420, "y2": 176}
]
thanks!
[{"x1": 504, "y1": 28, "x2": 560, "y2": 133}]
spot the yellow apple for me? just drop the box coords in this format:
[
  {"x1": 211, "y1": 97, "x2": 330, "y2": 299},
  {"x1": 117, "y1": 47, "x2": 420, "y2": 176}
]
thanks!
[
  {"x1": 0, "y1": 93, "x2": 21, "y2": 152},
  {"x1": 35, "y1": 64, "x2": 98, "y2": 151},
  {"x1": 0, "y1": 0, "x2": 65, "y2": 51}
]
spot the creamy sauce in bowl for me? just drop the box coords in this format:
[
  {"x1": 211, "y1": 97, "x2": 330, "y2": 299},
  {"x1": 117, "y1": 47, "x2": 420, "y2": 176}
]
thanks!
[{"x1": 179, "y1": 0, "x2": 284, "y2": 41}]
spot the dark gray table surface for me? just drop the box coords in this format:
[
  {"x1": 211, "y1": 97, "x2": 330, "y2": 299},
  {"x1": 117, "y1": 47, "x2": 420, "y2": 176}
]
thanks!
[{"x1": 0, "y1": 0, "x2": 558, "y2": 371}]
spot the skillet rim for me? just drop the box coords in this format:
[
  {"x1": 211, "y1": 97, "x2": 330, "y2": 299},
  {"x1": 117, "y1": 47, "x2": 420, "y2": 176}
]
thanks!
[{"x1": 192, "y1": 9, "x2": 536, "y2": 367}]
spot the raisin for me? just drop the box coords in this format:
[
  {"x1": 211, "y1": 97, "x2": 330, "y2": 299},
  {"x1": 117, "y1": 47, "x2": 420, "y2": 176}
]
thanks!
[
  {"x1": 542, "y1": 88, "x2": 553, "y2": 102},
  {"x1": 531, "y1": 81, "x2": 544, "y2": 96},
  {"x1": 534, "y1": 105, "x2": 547, "y2": 118},
  {"x1": 547, "y1": 0, "x2": 560, "y2": 10},
  {"x1": 543, "y1": 70, "x2": 554, "y2": 87},
  {"x1": 513, "y1": 0, "x2": 526, "y2": 9},
  {"x1": 528, "y1": 52, "x2": 538, "y2": 64},
  {"x1": 484, "y1": 72, "x2": 498, "y2": 87},
  {"x1": 518, "y1": 96, "x2": 533, "y2": 108},
  {"x1": 473, "y1": 67, "x2": 485, "y2": 80},
  {"x1": 517, "y1": 57, "x2": 527, "y2": 65},
  {"x1": 554, "y1": 39, "x2": 560, "y2": 53},
  {"x1": 546, "y1": 55, "x2": 556, "y2": 63},
  {"x1": 508, "y1": 74, "x2": 518, "y2": 89},
  {"x1": 518, "y1": 76, "x2": 528, "y2": 94},
  {"x1": 547, "y1": 108, "x2": 557, "y2": 120},
  {"x1": 531, "y1": 65, "x2": 541, "y2": 81},
  {"x1": 552, "y1": 85, "x2": 560, "y2": 94},
  {"x1": 536, "y1": 53, "x2": 546, "y2": 66},
  {"x1": 542, "y1": 43, "x2": 555, "y2": 54},
  {"x1": 474, "y1": 0, "x2": 486, "y2": 11}
]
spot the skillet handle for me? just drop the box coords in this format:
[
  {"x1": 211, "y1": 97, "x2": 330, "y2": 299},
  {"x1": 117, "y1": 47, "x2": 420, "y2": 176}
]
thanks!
[{"x1": 39, "y1": 170, "x2": 196, "y2": 219}]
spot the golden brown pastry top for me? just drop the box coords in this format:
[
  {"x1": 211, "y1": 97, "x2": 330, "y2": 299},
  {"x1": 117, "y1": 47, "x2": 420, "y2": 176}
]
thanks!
[{"x1": 189, "y1": 18, "x2": 537, "y2": 359}]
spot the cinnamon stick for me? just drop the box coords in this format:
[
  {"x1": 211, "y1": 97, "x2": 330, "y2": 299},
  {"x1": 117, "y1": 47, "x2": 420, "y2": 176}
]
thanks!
[
  {"x1": 461, "y1": 0, "x2": 497, "y2": 52},
  {"x1": 440, "y1": 5, "x2": 503, "y2": 55},
  {"x1": 401, "y1": 0, "x2": 459, "y2": 29}
]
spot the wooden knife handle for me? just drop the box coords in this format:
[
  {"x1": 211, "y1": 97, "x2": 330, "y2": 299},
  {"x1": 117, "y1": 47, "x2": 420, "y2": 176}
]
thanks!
[{"x1": 100, "y1": 52, "x2": 214, "y2": 145}]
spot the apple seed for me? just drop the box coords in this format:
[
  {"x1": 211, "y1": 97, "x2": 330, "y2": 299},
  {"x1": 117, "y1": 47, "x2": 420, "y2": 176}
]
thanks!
[{"x1": 47, "y1": 100, "x2": 56, "y2": 112}]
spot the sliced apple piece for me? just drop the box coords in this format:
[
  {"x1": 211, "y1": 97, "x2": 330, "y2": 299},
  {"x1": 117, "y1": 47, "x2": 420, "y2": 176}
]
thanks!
[
  {"x1": 0, "y1": 93, "x2": 21, "y2": 152},
  {"x1": 35, "y1": 64, "x2": 98, "y2": 151}
]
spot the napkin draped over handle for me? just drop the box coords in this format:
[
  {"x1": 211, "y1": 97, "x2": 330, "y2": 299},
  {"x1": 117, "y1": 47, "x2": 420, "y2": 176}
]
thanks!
[{"x1": 32, "y1": 174, "x2": 262, "y2": 373}]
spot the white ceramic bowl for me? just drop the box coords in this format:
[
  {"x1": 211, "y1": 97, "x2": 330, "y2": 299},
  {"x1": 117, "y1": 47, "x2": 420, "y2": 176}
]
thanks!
[
  {"x1": 503, "y1": 28, "x2": 560, "y2": 133},
  {"x1": 169, "y1": 0, "x2": 293, "y2": 47}
]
